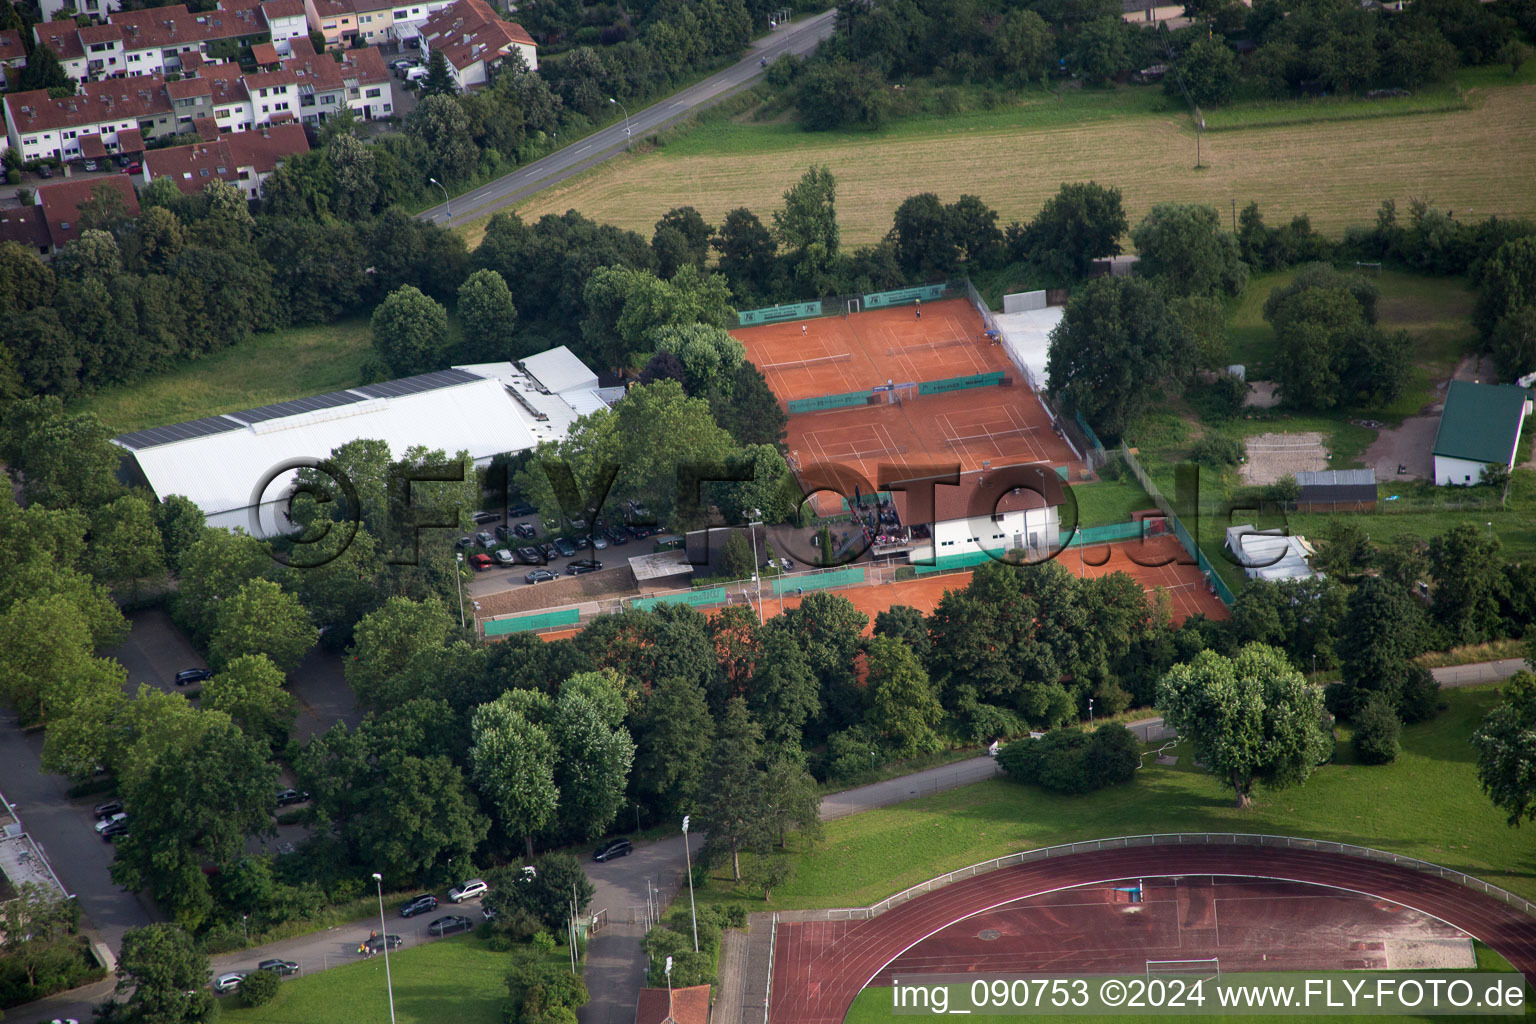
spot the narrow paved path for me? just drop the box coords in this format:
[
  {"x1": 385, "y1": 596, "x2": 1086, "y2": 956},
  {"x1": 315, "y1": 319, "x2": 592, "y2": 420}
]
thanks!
[{"x1": 418, "y1": 11, "x2": 836, "y2": 229}]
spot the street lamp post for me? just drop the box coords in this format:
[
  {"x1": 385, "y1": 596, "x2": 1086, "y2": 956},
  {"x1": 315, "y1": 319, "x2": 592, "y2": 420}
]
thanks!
[
  {"x1": 748, "y1": 510, "x2": 764, "y2": 625},
  {"x1": 682, "y1": 816, "x2": 699, "y2": 952},
  {"x1": 429, "y1": 176, "x2": 450, "y2": 219},
  {"x1": 1088, "y1": 697, "x2": 1095, "y2": 728},
  {"x1": 454, "y1": 552, "x2": 466, "y2": 628},
  {"x1": 608, "y1": 97, "x2": 631, "y2": 147},
  {"x1": 371, "y1": 872, "x2": 397, "y2": 1024}
]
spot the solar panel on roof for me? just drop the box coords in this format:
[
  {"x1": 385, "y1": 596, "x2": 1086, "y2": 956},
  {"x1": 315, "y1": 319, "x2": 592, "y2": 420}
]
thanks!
[
  {"x1": 114, "y1": 415, "x2": 241, "y2": 450},
  {"x1": 231, "y1": 389, "x2": 366, "y2": 424},
  {"x1": 352, "y1": 368, "x2": 482, "y2": 400}
]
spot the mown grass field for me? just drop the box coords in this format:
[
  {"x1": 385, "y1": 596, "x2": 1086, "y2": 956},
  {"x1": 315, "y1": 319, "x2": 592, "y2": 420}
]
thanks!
[
  {"x1": 1070, "y1": 476, "x2": 1156, "y2": 527},
  {"x1": 71, "y1": 318, "x2": 374, "y2": 434},
  {"x1": 217, "y1": 936, "x2": 520, "y2": 1024},
  {"x1": 698, "y1": 685, "x2": 1530, "y2": 915},
  {"x1": 496, "y1": 80, "x2": 1536, "y2": 251}
]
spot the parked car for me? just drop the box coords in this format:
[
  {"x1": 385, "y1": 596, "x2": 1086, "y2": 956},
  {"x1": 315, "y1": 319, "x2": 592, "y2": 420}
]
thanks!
[
  {"x1": 513, "y1": 523, "x2": 537, "y2": 538},
  {"x1": 566, "y1": 559, "x2": 603, "y2": 576},
  {"x1": 94, "y1": 812, "x2": 128, "y2": 835},
  {"x1": 494, "y1": 525, "x2": 513, "y2": 541},
  {"x1": 399, "y1": 893, "x2": 438, "y2": 918},
  {"x1": 515, "y1": 546, "x2": 542, "y2": 564},
  {"x1": 274, "y1": 788, "x2": 309, "y2": 807},
  {"x1": 475, "y1": 531, "x2": 495, "y2": 547},
  {"x1": 175, "y1": 668, "x2": 212, "y2": 686},
  {"x1": 116, "y1": 152, "x2": 132, "y2": 167},
  {"x1": 509, "y1": 502, "x2": 537, "y2": 516},
  {"x1": 405, "y1": 66, "x2": 430, "y2": 83},
  {"x1": 524, "y1": 569, "x2": 559, "y2": 584},
  {"x1": 101, "y1": 820, "x2": 129, "y2": 841},
  {"x1": 212, "y1": 971, "x2": 247, "y2": 994},
  {"x1": 122, "y1": 160, "x2": 142, "y2": 174},
  {"x1": 360, "y1": 934, "x2": 403, "y2": 955},
  {"x1": 540, "y1": 542, "x2": 560, "y2": 561},
  {"x1": 81, "y1": 158, "x2": 99, "y2": 172},
  {"x1": 493, "y1": 548, "x2": 516, "y2": 566},
  {"x1": 572, "y1": 535, "x2": 592, "y2": 550},
  {"x1": 553, "y1": 537, "x2": 577, "y2": 558},
  {"x1": 604, "y1": 526, "x2": 629, "y2": 546},
  {"x1": 448, "y1": 879, "x2": 488, "y2": 902},
  {"x1": 428, "y1": 914, "x2": 474, "y2": 936},
  {"x1": 454, "y1": 535, "x2": 474, "y2": 549},
  {"x1": 471, "y1": 510, "x2": 499, "y2": 524},
  {"x1": 592, "y1": 535, "x2": 609, "y2": 550},
  {"x1": 36, "y1": 162, "x2": 54, "y2": 178},
  {"x1": 593, "y1": 838, "x2": 633, "y2": 862},
  {"x1": 93, "y1": 798, "x2": 124, "y2": 819},
  {"x1": 258, "y1": 959, "x2": 299, "y2": 976},
  {"x1": 468, "y1": 553, "x2": 494, "y2": 571}
]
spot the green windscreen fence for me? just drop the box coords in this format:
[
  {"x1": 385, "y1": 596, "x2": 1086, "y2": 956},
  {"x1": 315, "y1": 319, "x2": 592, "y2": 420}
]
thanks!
[
  {"x1": 913, "y1": 549, "x2": 1004, "y2": 574},
  {"x1": 863, "y1": 284, "x2": 949, "y2": 308},
  {"x1": 738, "y1": 301, "x2": 823, "y2": 326},
  {"x1": 918, "y1": 371, "x2": 1005, "y2": 396},
  {"x1": 771, "y1": 567, "x2": 864, "y2": 595},
  {"x1": 842, "y1": 491, "x2": 892, "y2": 510},
  {"x1": 788, "y1": 390, "x2": 875, "y2": 414},
  {"x1": 483, "y1": 607, "x2": 579, "y2": 636},
  {"x1": 631, "y1": 587, "x2": 727, "y2": 612},
  {"x1": 1061, "y1": 521, "x2": 1148, "y2": 547}
]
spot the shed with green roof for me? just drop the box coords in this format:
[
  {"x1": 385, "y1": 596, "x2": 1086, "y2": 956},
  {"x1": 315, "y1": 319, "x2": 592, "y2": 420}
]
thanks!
[{"x1": 1432, "y1": 381, "x2": 1532, "y2": 486}]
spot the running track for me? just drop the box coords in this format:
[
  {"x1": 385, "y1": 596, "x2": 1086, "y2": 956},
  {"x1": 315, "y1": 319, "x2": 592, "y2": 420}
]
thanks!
[{"x1": 769, "y1": 845, "x2": 1536, "y2": 1022}]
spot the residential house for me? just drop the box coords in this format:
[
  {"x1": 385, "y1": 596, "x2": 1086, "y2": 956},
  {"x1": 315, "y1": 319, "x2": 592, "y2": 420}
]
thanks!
[
  {"x1": 304, "y1": 0, "x2": 360, "y2": 48},
  {"x1": 261, "y1": 0, "x2": 313, "y2": 49},
  {"x1": 4, "y1": 77, "x2": 176, "y2": 163},
  {"x1": 419, "y1": 0, "x2": 536, "y2": 89},
  {"x1": 34, "y1": 1, "x2": 267, "y2": 85},
  {"x1": 0, "y1": 30, "x2": 25, "y2": 92},
  {"x1": 34, "y1": 174, "x2": 140, "y2": 252},
  {"x1": 0, "y1": 207, "x2": 52, "y2": 257},
  {"x1": 1432, "y1": 380, "x2": 1534, "y2": 486},
  {"x1": 39, "y1": 0, "x2": 122, "y2": 24},
  {"x1": 279, "y1": 36, "x2": 393, "y2": 122},
  {"x1": 376, "y1": 0, "x2": 456, "y2": 47},
  {"x1": 142, "y1": 122, "x2": 310, "y2": 199},
  {"x1": 31, "y1": 23, "x2": 90, "y2": 82}
]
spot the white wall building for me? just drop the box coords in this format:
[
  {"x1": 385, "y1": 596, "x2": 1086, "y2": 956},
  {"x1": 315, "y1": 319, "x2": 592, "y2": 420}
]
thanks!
[
  {"x1": 1432, "y1": 380, "x2": 1532, "y2": 487},
  {"x1": 893, "y1": 466, "x2": 1064, "y2": 566}
]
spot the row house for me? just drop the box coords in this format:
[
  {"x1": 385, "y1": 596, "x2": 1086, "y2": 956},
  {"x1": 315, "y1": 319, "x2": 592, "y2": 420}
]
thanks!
[
  {"x1": 250, "y1": 37, "x2": 394, "y2": 122},
  {"x1": 263, "y1": 0, "x2": 312, "y2": 52},
  {"x1": 0, "y1": 30, "x2": 26, "y2": 93},
  {"x1": 419, "y1": 0, "x2": 536, "y2": 89},
  {"x1": 32, "y1": 0, "x2": 279, "y2": 85},
  {"x1": 3, "y1": 77, "x2": 177, "y2": 163},
  {"x1": 39, "y1": 0, "x2": 123, "y2": 25},
  {"x1": 142, "y1": 122, "x2": 310, "y2": 199}
]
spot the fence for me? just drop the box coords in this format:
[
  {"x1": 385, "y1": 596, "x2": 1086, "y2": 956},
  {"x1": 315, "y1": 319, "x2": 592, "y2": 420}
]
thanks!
[
  {"x1": 482, "y1": 607, "x2": 579, "y2": 636},
  {"x1": 792, "y1": 834, "x2": 1536, "y2": 924},
  {"x1": 863, "y1": 283, "x2": 951, "y2": 308},
  {"x1": 917, "y1": 371, "x2": 1005, "y2": 396},
  {"x1": 787, "y1": 389, "x2": 875, "y2": 414},
  {"x1": 771, "y1": 565, "x2": 863, "y2": 594},
  {"x1": 1118, "y1": 444, "x2": 1237, "y2": 607},
  {"x1": 738, "y1": 300, "x2": 823, "y2": 326},
  {"x1": 631, "y1": 587, "x2": 728, "y2": 612}
]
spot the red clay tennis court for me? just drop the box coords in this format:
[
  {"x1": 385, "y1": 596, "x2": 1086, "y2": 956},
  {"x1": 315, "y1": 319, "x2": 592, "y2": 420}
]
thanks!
[{"x1": 769, "y1": 845, "x2": 1536, "y2": 1023}]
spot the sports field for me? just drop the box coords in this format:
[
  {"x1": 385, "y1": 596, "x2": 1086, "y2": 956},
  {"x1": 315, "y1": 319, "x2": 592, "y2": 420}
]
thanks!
[{"x1": 503, "y1": 84, "x2": 1536, "y2": 248}]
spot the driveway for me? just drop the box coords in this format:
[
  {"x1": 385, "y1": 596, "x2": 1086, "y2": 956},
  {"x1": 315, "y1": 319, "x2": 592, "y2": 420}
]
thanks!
[{"x1": 418, "y1": 11, "x2": 836, "y2": 228}]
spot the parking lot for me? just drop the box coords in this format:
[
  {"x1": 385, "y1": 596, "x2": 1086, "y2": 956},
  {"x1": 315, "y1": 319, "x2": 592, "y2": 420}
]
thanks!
[{"x1": 463, "y1": 505, "x2": 666, "y2": 603}]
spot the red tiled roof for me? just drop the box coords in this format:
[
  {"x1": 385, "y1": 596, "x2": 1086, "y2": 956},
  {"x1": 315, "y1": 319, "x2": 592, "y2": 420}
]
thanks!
[
  {"x1": 421, "y1": 0, "x2": 535, "y2": 73},
  {"x1": 32, "y1": 25, "x2": 84, "y2": 62},
  {"x1": 112, "y1": 4, "x2": 254, "y2": 54},
  {"x1": 309, "y1": 0, "x2": 355, "y2": 20},
  {"x1": 78, "y1": 23, "x2": 122, "y2": 44},
  {"x1": 166, "y1": 77, "x2": 213, "y2": 100},
  {"x1": 35, "y1": 175, "x2": 141, "y2": 249},
  {"x1": 0, "y1": 29, "x2": 24, "y2": 63},
  {"x1": 889, "y1": 464, "x2": 1066, "y2": 527},
  {"x1": 634, "y1": 985, "x2": 710, "y2": 1024},
  {"x1": 0, "y1": 207, "x2": 51, "y2": 252},
  {"x1": 277, "y1": 35, "x2": 389, "y2": 88},
  {"x1": 251, "y1": 41, "x2": 280, "y2": 65},
  {"x1": 180, "y1": 49, "x2": 207, "y2": 71},
  {"x1": 192, "y1": 116, "x2": 221, "y2": 139},
  {"x1": 261, "y1": 0, "x2": 307, "y2": 18},
  {"x1": 143, "y1": 121, "x2": 308, "y2": 194},
  {"x1": 3, "y1": 77, "x2": 173, "y2": 136},
  {"x1": 78, "y1": 133, "x2": 109, "y2": 158},
  {"x1": 118, "y1": 127, "x2": 145, "y2": 153}
]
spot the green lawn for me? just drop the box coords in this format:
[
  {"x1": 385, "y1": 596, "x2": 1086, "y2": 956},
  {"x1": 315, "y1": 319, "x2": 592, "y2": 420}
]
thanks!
[
  {"x1": 70, "y1": 318, "x2": 374, "y2": 434},
  {"x1": 698, "y1": 685, "x2": 1530, "y2": 915},
  {"x1": 1070, "y1": 477, "x2": 1157, "y2": 528},
  {"x1": 217, "y1": 936, "x2": 515, "y2": 1024}
]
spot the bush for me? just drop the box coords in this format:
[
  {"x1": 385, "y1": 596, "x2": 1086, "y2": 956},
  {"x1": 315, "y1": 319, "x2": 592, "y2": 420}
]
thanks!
[
  {"x1": 1396, "y1": 664, "x2": 1442, "y2": 723},
  {"x1": 998, "y1": 725, "x2": 1140, "y2": 794},
  {"x1": 1192, "y1": 373, "x2": 1249, "y2": 422},
  {"x1": 1353, "y1": 696, "x2": 1402, "y2": 765},
  {"x1": 1190, "y1": 434, "x2": 1243, "y2": 468},
  {"x1": 240, "y1": 967, "x2": 280, "y2": 1006},
  {"x1": 485, "y1": 933, "x2": 513, "y2": 952}
]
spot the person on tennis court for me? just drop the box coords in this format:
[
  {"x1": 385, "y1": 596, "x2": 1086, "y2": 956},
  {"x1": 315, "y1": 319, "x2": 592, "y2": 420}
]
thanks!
[
  {"x1": 801, "y1": 324, "x2": 807, "y2": 335},
  {"x1": 914, "y1": 299, "x2": 921, "y2": 319}
]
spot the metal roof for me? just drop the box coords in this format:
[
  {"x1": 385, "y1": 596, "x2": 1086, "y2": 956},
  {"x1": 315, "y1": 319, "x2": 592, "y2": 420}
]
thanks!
[
  {"x1": 627, "y1": 551, "x2": 694, "y2": 582},
  {"x1": 115, "y1": 415, "x2": 241, "y2": 451},
  {"x1": 520, "y1": 346, "x2": 598, "y2": 395},
  {"x1": 230, "y1": 389, "x2": 366, "y2": 424},
  {"x1": 353, "y1": 367, "x2": 483, "y2": 399},
  {"x1": 1294, "y1": 469, "x2": 1375, "y2": 487},
  {"x1": 1432, "y1": 381, "x2": 1532, "y2": 465}
]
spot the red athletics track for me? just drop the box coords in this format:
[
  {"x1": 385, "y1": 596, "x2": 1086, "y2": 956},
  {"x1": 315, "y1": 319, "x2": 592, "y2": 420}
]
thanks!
[{"x1": 769, "y1": 845, "x2": 1536, "y2": 1022}]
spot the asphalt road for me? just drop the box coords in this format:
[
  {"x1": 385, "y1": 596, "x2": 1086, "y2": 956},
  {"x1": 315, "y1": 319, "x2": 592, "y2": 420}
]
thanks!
[{"x1": 418, "y1": 10, "x2": 837, "y2": 229}]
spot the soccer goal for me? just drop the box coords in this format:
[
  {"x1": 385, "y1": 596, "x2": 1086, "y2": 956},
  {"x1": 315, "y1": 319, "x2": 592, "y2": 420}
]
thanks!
[
  {"x1": 845, "y1": 298, "x2": 861, "y2": 316},
  {"x1": 1146, "y1": 957, "x2": 1220, "y2": 982}
]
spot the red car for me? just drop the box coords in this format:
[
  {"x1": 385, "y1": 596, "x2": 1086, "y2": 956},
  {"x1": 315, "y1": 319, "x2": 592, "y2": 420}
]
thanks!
[
  {"x1": 468, "y1": 553, "x2": 494, "y2": 571},
  {"x1": 121, "y1": 161, "x2": 142, "y2": 174}
]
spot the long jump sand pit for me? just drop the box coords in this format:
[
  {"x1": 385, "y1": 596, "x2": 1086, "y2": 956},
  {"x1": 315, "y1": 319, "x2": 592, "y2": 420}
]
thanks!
[{"x1": 1241, "y1": 431, "x2": 1330, "y2": 485}]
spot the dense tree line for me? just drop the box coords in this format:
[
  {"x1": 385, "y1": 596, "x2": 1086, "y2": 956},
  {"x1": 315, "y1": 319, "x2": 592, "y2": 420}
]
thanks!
[{"x1": 770, "y1": 0, "x2": 1534, "y2": 130}]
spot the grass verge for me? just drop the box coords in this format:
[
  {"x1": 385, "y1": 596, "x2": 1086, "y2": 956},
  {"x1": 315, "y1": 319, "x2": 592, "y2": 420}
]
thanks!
[{"x1": 1070, "y1": 477, "x2": 1157, "y2": 528}]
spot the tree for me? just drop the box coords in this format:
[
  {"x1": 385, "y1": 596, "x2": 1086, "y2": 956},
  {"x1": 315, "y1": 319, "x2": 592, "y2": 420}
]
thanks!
[
  {"x1": 1472, "y1": 671, "x2": 1536, "y2": 826},
  {"x1": 654, "y1": 206, "x2": 714, "y2": 275},
  {"x1": 1046, "y1": 275, "x2": 1194, "y2": 440},
  {"x1": 697, "y1": 697, "x2": 767, "y2": 879},
  {"x1": 0, "y1": 395, "x2": 123, "y2": 510},
  {"x1": 406, "y1": 94, "x2": 477, "y2": 183},
  {"x1": 994, "y1": 9, "x2": 1054, "y2": 84},
  {"x1": 1068, "y1": 16, "x2": 1130, "y2": 84},
  {"x1": 471, "y1": 690, "x2": 558, "y2": 857},
  {"x1": 371, "y1": 284, "x2": 449, "y2": 377},
  {"x1": 722, "y1": 531, "x2": 755, "y2": 580},
  {"x1": 1352, "y1": 694, "x2": 1401, "y2": 764},
  {"x1": 1131, "y1": 203, "x2": 1248, "y2": 297},
  {"x1": 864, "y1": 635, "x2": 943, "y2": 756},
  {"x1": 652, "y1": 323, "x2": 746, "y2": 395},
  {"x1": 208, "y1": 578, "x2": 318, "y2": 675},
  {"x1": 1338, "y1": 576, "x2": 1424, "y2": 715},
  {"x1": 93, "y1": 494, "x2": 168, "y2": 601},
  {"x1": 201, "y1": 654, "x2": 297, "y2": 750},
  {"x1": 348, "y1": 751, "x2": 488, "y2": 883},
  {"x1": 456, "y1": 268, "x2": 519, "y2": 361},
  {"x1": 631, "y1": 675, "x2": 715, "y2": 820},
  {"x1": 0, "y1": 883, "x2": 88, "y2": 1000},
  {"x1": 239, "y1": 965, "x2": 281, "y2": 1007},
  {"x1": 1170, "y1": 36, "x2": 1239, "y2": 105},
  {"x1": 1024, "y1": 182, "x2": 1128, "y2": 280},
  {"x1": 711, "y1": 207, "x2": 777, "y2": 302},
  {"x1": 18, "y1": 44, "x2": 73, "y2": 93},
  {"x1": 1428, "y1": 523, "x2": 1505, "y2": 646},
  {"x1": 505, "y1": 852, "x2": 596, "y2": 931},
  {"x1": 1474, "y1": 236, "x2": 1536, "y2": 337},
  {"x1": 550, "y1": 673, "x2": 636, "y2": 841},
  {"x1": 1156, "y1": 643, "x2": 1333, "y2": 808},
  {"x1": 1490, "y1": 306, "x2": 1536, "y2": 382},
  {"x1": 1500, "y1": 38, "x2": 1534, "y2": 74},
  {"x1": 114, "y1": 924, "x2": 217, "y2": 1024},
  {"x1": 873, "y1": 605, "x2": 931, "y2": 662},
  {"x1": 891, "y1": 193, "x2": 958, "y2": 277},
  {"x1": 794, "y1": 56, "x2": 887, "y2": 132},
  {"x1": 773, "y1": 165, "x2": 840, "y2": 292},
  {"x1": 746, "y1": 631, "x2": 820, "y2": 749},
  {"x1": 505, "y1": 946, "x2": 588, "y2": 1021},
  {"x1": 707, "y1": 360, "x2": 788, "y2": 448},
  {"x1": 345, "y1": 596, "x2": 453, "y2": 706},
  {"x1": 422, "y1": 48, "x2": 458, "y2": 96}
]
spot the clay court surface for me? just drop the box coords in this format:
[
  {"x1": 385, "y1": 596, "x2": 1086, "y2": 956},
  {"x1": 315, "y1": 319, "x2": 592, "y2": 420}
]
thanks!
[
  {"x1": 734, "y1": 300, "x2": 1080, "y2": 509},
  {"x1": 769, "y1": 845, "x2": 1536, "y2": 1023}
]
